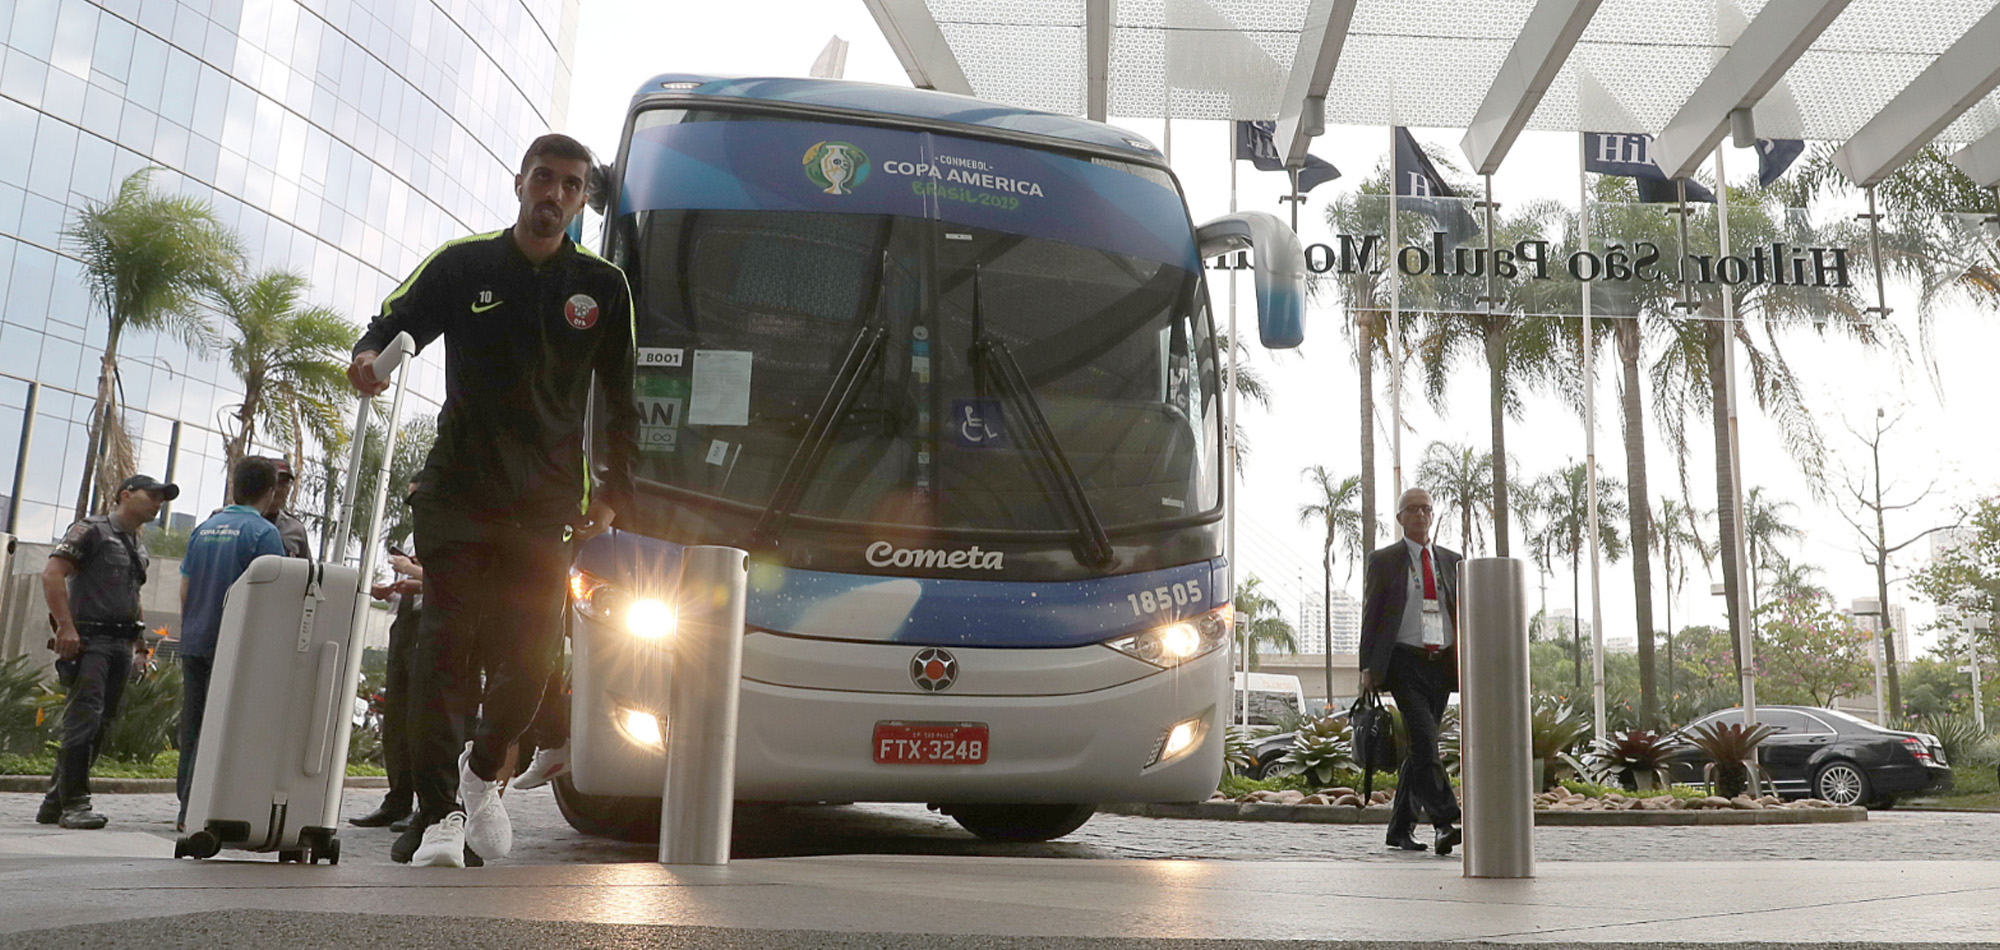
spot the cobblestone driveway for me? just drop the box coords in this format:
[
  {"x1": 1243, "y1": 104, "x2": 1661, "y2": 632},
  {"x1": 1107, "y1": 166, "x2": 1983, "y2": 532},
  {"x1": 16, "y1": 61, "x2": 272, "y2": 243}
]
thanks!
[{"x1": 3, "y1": 789, "x2": 1995, "y2": 865}]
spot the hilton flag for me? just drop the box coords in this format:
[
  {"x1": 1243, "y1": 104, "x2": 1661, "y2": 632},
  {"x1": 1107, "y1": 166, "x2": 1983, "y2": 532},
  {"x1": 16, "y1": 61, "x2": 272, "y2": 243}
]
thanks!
[
  {"x1": 1234, "y1": 121, "x2": 1342, "y2": 193},
  {"x1": 1393, "y1": 127, "x2": 1479, "y2": 242},
  {"x1": 1583, "y1": 132, "x2": 1717, "y2": 204},
  {"x1": 1755, "y1": 138, "x2": 1806, "y2": 188}
]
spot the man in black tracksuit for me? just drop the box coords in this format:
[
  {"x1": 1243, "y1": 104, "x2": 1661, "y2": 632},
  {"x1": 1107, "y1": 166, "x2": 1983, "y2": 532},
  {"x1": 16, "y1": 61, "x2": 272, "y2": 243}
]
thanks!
[{"x1": 349, "y1": 133, "x2": 637, "y2": 867}]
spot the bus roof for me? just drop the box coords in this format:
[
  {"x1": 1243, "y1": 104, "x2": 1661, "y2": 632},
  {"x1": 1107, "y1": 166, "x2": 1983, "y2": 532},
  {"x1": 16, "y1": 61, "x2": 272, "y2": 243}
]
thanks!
[{"x1": 631, "y1": 74, "x2": 1163, "y2": 162}]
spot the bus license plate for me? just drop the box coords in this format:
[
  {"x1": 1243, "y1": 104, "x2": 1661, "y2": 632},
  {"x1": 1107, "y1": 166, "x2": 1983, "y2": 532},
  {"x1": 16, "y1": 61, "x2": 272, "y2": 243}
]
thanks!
[{"x1": 873, "y1": 722, "x2": 989, "y2": 765}]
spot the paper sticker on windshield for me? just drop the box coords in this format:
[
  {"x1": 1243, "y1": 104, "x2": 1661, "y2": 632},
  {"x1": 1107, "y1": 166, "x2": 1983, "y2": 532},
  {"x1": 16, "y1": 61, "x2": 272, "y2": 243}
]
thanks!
[
  {"x1": 635, "y1": 375, "x2": 688, "y2": 454},
  {"x1": 689, "y1": 350, "x2": 752, "y2": 426},
  {"x1": 950, "y1": 399, "x2": 1007, "y2": 448}
]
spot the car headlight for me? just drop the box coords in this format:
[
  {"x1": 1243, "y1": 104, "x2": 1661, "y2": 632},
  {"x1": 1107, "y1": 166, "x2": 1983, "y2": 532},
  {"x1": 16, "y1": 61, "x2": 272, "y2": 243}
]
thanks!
[
  {"x1": 571, "y1": 569, "x2": 676, "y2": 641},
  {"x1": 615, "y1": 705, "x2": 665, "y2": 751},
  {"x1": 1105, "y1": 603, "x2": 1233, "y2": 667}
]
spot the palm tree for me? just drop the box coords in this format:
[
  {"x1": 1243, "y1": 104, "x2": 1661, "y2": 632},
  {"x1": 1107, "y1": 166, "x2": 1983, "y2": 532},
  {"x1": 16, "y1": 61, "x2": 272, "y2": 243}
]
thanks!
[
  {"x1": 1647, "y1": 179, "x2": 1873, "y2": 683},
  {"x1": 1531, "y1": 462, "x2": 1628, "y2": 692},
  {"x1": 1215, "y1": 331, "x2": 1274, "y2": 472},
  {"x1": 62, "y1": 168, "x2": 240, "y2": 517},
  {"x1": 1318, "y1": 171, "x2": 1416, "y2": 556},
  {"x1": 212, "y1": 269, "x2": 355, "y2": 499},
  {"x1": 1741, "y1": 486, "x2": 1804, "y2": 619},
  {"x1": 1234, "y1": 575, "x2": 1299, "y2": 671},
  {"x1": 1297, "y1": 465, "x2": 1362, "y2": 703},
  {"x1": 1412, "y1": 199, "x2": 1569, "y2": 560},
  {"x1": 1653, "y1": 497, "x2": 1713, "y2": 719},
  {"x1": 1415, "y1": 441, "x2": 1493, "y2": 554}
]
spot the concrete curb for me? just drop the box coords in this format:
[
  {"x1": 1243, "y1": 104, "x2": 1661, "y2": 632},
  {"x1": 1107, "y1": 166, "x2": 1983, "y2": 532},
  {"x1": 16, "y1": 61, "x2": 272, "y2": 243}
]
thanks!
[
  {"x1": 0, "y1": 775, "x2": 389, "y2": 794},
  {"x1": 1099, "y1": 800, "x2": 1868, "y2": 825}
]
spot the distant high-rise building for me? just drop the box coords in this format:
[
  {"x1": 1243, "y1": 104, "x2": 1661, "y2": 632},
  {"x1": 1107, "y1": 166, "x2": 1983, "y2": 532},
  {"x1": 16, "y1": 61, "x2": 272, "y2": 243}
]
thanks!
[
  {"x1": 0, "y1": 0, "x2": 578, "y2": 539},
  {"x1": 1848, "y1": 597, "x2": 1910, "y2": 666},
  {"x1": 1294, "y1": 589, "x2": 1362, "y2": 654}
]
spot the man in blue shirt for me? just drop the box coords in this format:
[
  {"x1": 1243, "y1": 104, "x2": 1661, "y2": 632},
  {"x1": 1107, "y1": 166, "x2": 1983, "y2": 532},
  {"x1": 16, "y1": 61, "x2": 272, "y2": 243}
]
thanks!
[{"x1": 175, "y1": 457, "x2": 286, "y2": 827}]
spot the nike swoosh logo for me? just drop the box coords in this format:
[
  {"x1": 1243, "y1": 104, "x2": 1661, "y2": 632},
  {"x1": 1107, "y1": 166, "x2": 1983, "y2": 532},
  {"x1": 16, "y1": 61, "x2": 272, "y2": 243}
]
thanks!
[{"x1": 471, "y1": 301, "x2": 503, "y2": 313}]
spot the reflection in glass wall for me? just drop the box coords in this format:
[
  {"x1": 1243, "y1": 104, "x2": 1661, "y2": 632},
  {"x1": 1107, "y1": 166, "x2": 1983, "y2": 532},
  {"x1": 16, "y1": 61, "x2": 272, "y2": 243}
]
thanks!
[{"x1": 0, "y1": 0, "x2": 576, "y2": 541}]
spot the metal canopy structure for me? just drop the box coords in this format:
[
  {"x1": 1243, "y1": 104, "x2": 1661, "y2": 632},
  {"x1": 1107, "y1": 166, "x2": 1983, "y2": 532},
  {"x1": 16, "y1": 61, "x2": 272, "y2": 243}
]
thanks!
[{"x1": 868, "y1": 0, "x2": 2000, "y2": 186}]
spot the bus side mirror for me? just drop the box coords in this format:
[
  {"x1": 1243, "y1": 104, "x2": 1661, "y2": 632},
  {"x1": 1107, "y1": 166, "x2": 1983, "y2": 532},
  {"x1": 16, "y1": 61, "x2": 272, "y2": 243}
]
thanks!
[
  {"x1": 586, "y1": 162, "x2": 612, "y2": 215},
  {"x1": 1195, "y1": 212, "x2": 1305, "y2": 349}
]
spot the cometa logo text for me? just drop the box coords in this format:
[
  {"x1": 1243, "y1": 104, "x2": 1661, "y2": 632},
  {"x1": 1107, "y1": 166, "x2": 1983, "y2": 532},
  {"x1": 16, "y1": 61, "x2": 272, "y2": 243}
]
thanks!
[{"x1": 866, "y1": 541, "x2": 1004, "y2": 571}]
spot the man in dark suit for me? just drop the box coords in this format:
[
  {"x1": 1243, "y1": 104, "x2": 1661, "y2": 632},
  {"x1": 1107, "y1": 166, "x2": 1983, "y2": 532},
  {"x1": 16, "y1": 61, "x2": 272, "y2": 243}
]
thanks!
[{"x1": 1358, "y1": 487, "x2": 1462, "y2": 855}]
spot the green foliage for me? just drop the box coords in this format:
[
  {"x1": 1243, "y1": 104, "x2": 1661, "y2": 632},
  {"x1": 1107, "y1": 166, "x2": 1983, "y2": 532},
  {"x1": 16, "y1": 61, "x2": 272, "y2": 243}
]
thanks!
[
  {"x1": 0, "y1": 751, "x2": 387, "y2": 779},
  {"x1": 1221, "y1": 726, "x2": 1256, "y2": 776},
  {"x1": 1752, "y1": 590, "x2": 1872, "y2": 707},
  {"x1": 96, "y1": 661, "x2": 182, "y2": 763},
  {"x1": 0, "y1": 656, "x2": 56, "y2": 755},
  {"x1": 1530, "y1": 696, "x2": 1590, "y2": 789},
  {"x1": 1276, "y1": 712, "x2": 1358, "y2": 786},
  {"x1": 144, "y1": 522, "x2": 192, "y2": 559},
  {"x1": 1914, "y1": 713, "x2": 1988, "y2": 773},
  {"x1": 1234, "y1": 575, "x2": 1297, "y2": 671},
  {"x1": 211, "y1": 268, "x2": 357, "y2": 496},
  {"x1": 1688, "y1": 719, "x2": 1777, "y2": 799},
  {"x1": 1581, "y1": 729, "x2": 1687, "y2": 789}
]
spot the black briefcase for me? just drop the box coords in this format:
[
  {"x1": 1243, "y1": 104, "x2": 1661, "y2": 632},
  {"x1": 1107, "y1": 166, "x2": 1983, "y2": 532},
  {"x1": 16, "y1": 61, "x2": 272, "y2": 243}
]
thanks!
[{"x1": 1350, "y1": 689, "x2": 1397, "y2": 798}]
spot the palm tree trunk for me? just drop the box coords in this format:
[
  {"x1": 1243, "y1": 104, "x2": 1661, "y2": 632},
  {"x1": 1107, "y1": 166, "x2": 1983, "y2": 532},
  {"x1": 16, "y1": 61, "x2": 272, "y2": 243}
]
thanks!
[
  {"x1": 1485, "y1": 319, "x2": 1510, "y2": 556},
  {"x1": 1323, "y1": 538, "x2": 1334, "y2": 706},
  {"x1": 1617, "y1": 320, "x2": 1658, "y2": 729},
  {"x1": 224, "y1": 394, "x2": 259, "y2": 505},
  {"x1": 1706, "y1": 325, "x2": 1746, "y2": 684},
  {"x1": 1572, "y1": 541, "x2": 1583, "y2": 693},
  {"x1": 1460, "y1": 500, "x2": 1472, "y2": 558},
  {"x1": 75, "y1": 327, "x2": 124, "y2": 520},
  {"x1": 1358, "y1": 310, "x2": 1378, "y2": 554}
]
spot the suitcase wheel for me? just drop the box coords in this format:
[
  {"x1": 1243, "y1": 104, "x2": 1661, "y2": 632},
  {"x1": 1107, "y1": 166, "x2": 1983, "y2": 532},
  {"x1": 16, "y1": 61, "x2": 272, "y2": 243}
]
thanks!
[
  {"x1": 313, "y1": 837, "x2": 341, "y2": 866},
  {"x1": 175, "y1": 831, "x2": 221, "y2": 860},
  {"x1": 278, "y1": 849, "x2": 306, "y2": 864}
]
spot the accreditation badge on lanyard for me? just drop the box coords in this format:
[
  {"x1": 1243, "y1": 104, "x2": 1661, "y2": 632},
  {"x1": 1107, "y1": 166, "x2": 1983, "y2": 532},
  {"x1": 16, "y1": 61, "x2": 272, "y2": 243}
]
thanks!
[{"x1": 1421, "y1": 595, "x2": 1446, "y2": 648}]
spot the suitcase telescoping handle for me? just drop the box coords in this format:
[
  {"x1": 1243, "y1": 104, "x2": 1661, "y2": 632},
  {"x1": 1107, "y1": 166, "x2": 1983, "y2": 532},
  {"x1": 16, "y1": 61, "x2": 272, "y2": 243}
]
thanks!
[{"x1": 332, "y1": 331, "x2": 415, "y2": 558}]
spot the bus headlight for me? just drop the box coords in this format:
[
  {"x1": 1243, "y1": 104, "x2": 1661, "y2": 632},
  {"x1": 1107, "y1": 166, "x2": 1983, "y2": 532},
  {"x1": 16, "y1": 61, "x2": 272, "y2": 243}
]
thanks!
[
  {"x1": 615, "y1": 706, "x2": 665, "y2": 750},
  {"x1": 572, "y1": 569, "x2": 676, "y2": 641},
  {"x1": 625, "y1": 598, "x2": 676, "y2": 640},
  {"x1": 1104, "y1": 604, "x2": 1232, "y2": 667},
  {"x1": 1148, "y1": 715, "x2": 1206, "y2": 767}
]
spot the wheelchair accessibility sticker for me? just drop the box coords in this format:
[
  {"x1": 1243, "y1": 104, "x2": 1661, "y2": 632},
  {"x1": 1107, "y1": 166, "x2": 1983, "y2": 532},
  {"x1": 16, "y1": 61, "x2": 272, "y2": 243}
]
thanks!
[{"x1": 950, "y1": 399, "x2": 1007, "y2": 448}]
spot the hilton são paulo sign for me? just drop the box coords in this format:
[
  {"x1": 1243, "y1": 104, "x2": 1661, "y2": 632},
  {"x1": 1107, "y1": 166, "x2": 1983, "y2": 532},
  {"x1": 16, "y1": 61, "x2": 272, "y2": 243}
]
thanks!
[{"x1": 1211, "y1": 231, "x2": 1854, "y2": 290}]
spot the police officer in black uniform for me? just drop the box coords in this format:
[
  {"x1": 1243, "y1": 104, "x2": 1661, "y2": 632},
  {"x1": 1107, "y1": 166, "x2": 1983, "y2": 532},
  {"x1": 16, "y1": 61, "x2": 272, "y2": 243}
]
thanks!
[
  {"x1": 37, "y1": 474, "x2": 176, "y2": 829},
  {"x1": 348, "y1": 133, "x2": 637, "y2": 866}
]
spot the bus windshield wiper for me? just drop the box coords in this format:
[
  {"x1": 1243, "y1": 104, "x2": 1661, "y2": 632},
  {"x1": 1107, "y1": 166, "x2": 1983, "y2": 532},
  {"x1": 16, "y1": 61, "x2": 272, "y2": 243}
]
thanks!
[
  {"x1": 752, "y1": 322, "x2": 889, "y2": 548},
  {"x1": 968, "y1": 271, "x2": 1116, "y2": 569}
]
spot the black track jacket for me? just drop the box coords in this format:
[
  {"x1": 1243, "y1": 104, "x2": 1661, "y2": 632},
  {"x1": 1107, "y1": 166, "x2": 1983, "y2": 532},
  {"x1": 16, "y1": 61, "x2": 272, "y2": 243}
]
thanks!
[{"x1": 355, "y1": 228, "x2": 637, "y2": 527}]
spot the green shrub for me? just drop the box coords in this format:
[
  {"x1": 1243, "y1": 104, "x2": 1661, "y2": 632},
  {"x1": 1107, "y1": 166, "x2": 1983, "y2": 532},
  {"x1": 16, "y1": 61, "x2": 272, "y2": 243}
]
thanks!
[
  {"x1": 0, "y1": 656, "x2": 56, "y2": 756},
  {"x1": 1221, "y1": 726, "x2": 1256, "y2": 776},
  {"x1": 1276, "y1": 712, "x2": 1358, "y2": 786},
  {"x1": 97, "y1": 661, "x2": 183, "y2": 763},
  {"x1": 1916, "y1": 713, "x2": 1987, "y2": 771}
]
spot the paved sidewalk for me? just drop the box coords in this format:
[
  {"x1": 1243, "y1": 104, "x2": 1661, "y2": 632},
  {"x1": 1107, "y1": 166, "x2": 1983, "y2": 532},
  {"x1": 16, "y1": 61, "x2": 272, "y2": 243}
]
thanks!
[{"x1": 3, "y1": 791, "x2": 1996, "y2": 947}]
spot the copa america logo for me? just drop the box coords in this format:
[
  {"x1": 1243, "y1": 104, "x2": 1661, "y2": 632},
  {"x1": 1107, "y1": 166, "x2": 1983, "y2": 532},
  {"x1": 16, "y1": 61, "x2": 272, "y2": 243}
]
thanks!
[
  {"x1": 803, "y1": 141, "x2": 870, "y2": 195},
  {"x1": 910, "y1": 647, "x2": 958, "y2": 692}
]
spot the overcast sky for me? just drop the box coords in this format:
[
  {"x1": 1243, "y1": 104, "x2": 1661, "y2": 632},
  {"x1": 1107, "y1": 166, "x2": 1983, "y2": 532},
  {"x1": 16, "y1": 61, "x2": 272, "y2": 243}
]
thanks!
[{"x1": 564, "y1": 1, "x2": 2000, "y2": 664}]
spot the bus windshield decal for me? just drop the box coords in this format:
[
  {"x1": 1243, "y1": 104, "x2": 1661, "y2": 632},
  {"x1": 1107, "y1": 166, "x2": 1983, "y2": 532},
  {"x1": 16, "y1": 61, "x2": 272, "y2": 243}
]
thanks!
[{"x1": 620, "y1": 117, "x2": 1197, "y2": 270}]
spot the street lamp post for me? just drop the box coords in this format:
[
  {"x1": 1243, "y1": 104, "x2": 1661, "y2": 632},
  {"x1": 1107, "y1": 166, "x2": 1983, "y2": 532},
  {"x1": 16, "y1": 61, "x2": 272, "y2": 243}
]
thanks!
[{"x1": 1970, "y1": 616, "x2": 1989, "y2": 734}]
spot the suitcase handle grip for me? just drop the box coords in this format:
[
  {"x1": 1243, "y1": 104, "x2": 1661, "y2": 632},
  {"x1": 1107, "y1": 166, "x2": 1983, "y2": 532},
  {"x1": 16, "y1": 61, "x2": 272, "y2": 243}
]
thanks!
[{"x1": 304, "y1": 642, "x2": 341, "y2": 777}]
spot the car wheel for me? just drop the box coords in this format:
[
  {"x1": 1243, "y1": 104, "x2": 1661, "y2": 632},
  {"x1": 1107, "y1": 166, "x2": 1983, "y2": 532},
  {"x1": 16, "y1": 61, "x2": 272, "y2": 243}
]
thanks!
[
  {"x1": 552, "y1": 773, "x2": 661, "y2": 842},
  {"x1": 1251, "y1": 753, "x2": 1285, "y2": 780},
  {"x1": 942, "y1": 803, "x2": 1095, "y2": 842},
  {"x1": 1812, "y1": 760, "x2": 1871, "y2": 807}
]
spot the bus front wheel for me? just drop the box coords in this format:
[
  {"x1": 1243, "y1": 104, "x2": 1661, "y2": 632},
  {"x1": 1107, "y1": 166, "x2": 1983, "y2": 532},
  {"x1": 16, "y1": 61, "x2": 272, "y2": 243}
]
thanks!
[
  {"x1": 942, "y1": 803, "x2": 1096, "y2": 842},
  {"x1": 552, "y1": 774, "x2": 661, "y2": 843}
]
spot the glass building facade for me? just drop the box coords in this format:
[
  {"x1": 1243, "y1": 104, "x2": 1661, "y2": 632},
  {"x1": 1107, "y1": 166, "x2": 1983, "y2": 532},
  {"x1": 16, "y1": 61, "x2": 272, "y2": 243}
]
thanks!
[{"x1": 0, "y1": 0, "x2": 578, "y2": 542}]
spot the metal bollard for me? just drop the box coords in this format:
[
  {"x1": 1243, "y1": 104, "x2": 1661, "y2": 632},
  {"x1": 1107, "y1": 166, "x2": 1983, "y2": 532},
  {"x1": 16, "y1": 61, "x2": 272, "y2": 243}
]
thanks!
[
  {"x1": 658, "y1": 545, "x2": 749, "y2": 866},
  {"x1": 1458, "y1": 557, "x2": 1534, "y2": 879}
]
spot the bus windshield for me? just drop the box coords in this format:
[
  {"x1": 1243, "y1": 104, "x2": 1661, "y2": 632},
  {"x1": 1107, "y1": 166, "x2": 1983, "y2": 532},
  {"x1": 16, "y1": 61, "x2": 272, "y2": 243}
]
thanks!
[{"x1": 609, "y1": 108, "x2": 1220, "y2": 542}]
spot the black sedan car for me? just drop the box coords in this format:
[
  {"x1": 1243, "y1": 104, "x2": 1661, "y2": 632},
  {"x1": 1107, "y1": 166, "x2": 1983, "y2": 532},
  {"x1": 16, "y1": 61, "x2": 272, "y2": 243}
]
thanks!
[{"x1": 1665, "y1": 705, "x2": 1951, "y2": 807}]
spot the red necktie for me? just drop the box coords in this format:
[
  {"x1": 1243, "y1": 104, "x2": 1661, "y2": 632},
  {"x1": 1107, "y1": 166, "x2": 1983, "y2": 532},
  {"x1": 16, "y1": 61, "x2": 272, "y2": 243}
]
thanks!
[{"x1": 1422, "y1": 548, "x2": 1439, "y2": 656}]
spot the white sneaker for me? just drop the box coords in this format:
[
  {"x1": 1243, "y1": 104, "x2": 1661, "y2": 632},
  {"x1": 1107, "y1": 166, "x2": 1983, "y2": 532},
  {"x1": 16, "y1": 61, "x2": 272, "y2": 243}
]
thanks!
[
  {"x1": 510, "y1": 743, "x2": 570, "y2": 791},
  {"x1": 410, "y1": 812, "x2": 468, "y2": 867},
  {"x1": 459, "y1": 745, "x2": 513, "y2": 859}
]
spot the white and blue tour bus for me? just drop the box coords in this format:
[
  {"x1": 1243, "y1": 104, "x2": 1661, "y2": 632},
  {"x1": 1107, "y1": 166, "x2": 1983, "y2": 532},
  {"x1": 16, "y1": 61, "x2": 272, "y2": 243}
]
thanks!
[{"x1": 557, "y1": 73, "x2": 1304, "y2": 842}]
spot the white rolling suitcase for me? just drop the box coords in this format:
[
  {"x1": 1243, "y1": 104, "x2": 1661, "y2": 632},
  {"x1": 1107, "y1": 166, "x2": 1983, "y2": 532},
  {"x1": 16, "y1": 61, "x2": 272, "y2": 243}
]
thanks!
[{"x1": 176, "y1": 333, "x2": 416, "y2": 864}]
